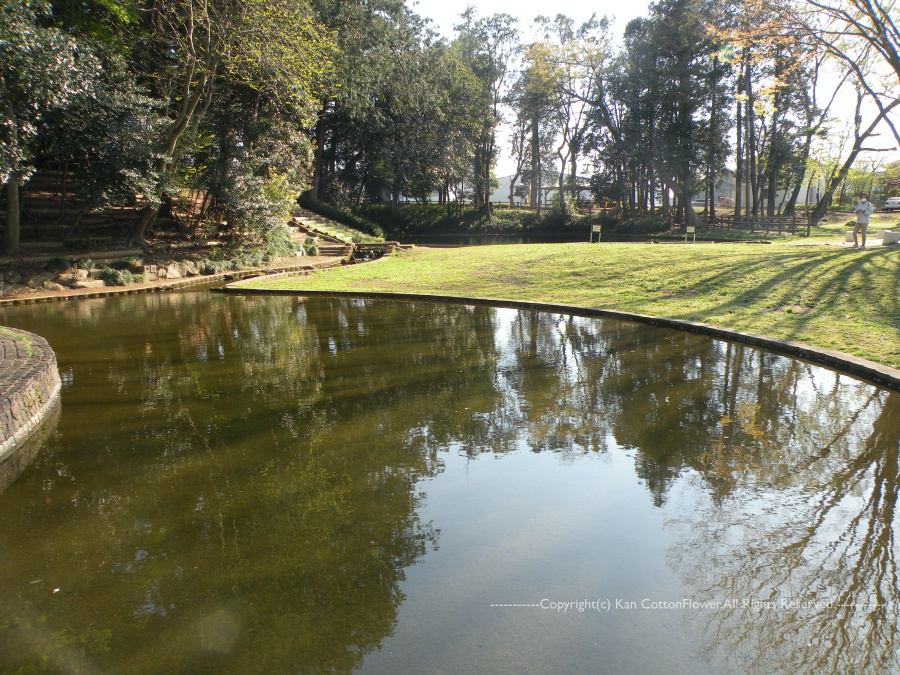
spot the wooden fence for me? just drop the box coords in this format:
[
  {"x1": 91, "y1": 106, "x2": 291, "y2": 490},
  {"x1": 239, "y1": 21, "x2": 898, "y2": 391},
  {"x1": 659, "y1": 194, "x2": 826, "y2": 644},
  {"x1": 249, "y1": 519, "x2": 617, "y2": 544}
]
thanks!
[
  {"x1": 710, "y1": 214, "x2": 810, "y2": 236},
  {"x1": 490, "y1": 202, "x2": 619, "y2": 216}
]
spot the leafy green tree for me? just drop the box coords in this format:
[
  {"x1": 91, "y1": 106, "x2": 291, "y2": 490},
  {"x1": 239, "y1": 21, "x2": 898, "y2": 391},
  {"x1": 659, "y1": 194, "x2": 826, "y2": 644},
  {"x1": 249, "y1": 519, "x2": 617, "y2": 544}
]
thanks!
[
  {"x1": 129, "y1": 0, "x2": 335, "y2": 245},
  {"x1": 454, "y1": 10, "x2": 519, "y2": 211},
  {"x1": 877, "y1": 160, "x2": 900, "y2": 197},
  {"x1": 184, "y1": 85, "x2": 316, "y2": 243},
  {"x1": 511, "y1": 42, "x2": 562, "y2": 213},
  {"x1": 589, "y1": 0, "x2": 729, "y2": 226},
  {"x1": 38, "y1": 47, "x2": 166, "y2": 239},
  {"x1": 0, "y1": 0, "x2": 96, "y2": 252},
  {"x1": 534, "y1": 14, "x2": 613, "y2": 212},
  {"x1": 305, "y1": 0, "x2": 409, "y2": 203}
]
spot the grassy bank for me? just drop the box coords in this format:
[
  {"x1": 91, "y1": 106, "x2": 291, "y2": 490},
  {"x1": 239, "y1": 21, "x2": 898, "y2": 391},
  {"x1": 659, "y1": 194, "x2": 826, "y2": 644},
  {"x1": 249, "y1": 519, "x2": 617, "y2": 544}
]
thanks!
[{"x1": 239, "y1": 236, "x2": 900, "y2": 369}]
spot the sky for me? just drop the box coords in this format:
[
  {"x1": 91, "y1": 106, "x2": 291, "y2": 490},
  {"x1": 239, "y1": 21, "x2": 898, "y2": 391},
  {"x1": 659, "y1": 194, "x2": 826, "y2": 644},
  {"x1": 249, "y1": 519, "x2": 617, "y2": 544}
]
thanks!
[
  {"x1": 407, "y1": 0, "x2": 899, "y2": 182},
  {"x1": 408, "y1": 0, "x2": 650, "y2": 42}
]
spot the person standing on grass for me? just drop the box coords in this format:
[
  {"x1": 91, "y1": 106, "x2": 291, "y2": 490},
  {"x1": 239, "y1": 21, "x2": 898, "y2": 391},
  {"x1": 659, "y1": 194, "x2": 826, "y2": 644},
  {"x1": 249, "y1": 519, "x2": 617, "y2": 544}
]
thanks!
[{"x1": 853, "y1": 194, "x2": 873, "y2": 248}]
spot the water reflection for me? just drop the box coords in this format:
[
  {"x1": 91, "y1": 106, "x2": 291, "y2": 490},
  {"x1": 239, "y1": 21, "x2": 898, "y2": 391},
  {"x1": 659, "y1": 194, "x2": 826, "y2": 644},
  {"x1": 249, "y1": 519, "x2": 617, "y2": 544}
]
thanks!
[
  {"x1": 0, "y1": 293, "x2": 895, "y2": 673},
  {"x1": 0, "y1": 398, "x2": 60, "y2": 494},
  {"x1": 667, "y1": 390, "x2": 900, "y2": 674}
]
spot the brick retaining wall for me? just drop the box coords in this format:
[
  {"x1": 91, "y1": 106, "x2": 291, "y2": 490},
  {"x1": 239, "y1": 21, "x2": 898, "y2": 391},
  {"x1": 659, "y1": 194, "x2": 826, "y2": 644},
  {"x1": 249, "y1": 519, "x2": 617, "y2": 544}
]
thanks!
[{"x1": 0, "y1": 328, "x2": 62, "y2": 465}]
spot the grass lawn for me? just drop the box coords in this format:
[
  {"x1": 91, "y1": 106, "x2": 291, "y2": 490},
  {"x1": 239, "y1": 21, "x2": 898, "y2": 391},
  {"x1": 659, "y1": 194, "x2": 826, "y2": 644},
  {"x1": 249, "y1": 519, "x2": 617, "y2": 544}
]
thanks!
[{"x1": 240, "y1": 217, "x2": 900, "y2": 369}]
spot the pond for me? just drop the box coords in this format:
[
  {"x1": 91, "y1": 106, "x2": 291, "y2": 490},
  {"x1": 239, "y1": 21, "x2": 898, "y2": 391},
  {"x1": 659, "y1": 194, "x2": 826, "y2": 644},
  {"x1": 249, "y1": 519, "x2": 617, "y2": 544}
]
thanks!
[{"x1": 0, "y1": 292, "x2": 898, "y2": 673}]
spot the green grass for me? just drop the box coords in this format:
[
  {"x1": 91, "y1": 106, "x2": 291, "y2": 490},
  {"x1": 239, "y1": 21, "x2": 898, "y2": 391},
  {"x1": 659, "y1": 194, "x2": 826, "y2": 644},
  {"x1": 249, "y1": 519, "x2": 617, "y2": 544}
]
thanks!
[
  {"x1": 0, "y1": 326, "x2": 34, "y2": 358},
  {"x1": 238, "y1": 230, "x2": 900, "y2": 369}
]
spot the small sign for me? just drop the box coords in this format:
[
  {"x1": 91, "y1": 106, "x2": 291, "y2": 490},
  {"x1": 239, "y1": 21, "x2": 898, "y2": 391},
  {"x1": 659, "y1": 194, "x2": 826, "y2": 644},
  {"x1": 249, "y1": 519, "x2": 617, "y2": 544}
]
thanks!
[
  {"x1": 686, "y1": 226, "x2": 695, "y2": 233},
  {"x1": 592, "y1": 225, "x2": 602, "y2": 233}
]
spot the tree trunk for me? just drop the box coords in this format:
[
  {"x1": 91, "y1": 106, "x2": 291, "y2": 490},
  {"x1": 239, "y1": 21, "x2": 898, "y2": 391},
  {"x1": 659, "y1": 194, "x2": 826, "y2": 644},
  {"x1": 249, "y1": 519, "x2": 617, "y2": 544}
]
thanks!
[
  {"x1": 734, "y1": 52, "x2": 745, "y2": 225},
  {"x1": 531, "y1": 114, "x2": 540, "y2": 215},
  {"x1": 390, "y1": 187, "x2": 399, "y2": 216},
  {"x1": 1, "y1": 94, "x2": 21, "y2": 254},
  {"x1": 784, "y1": 130, "x2": 815, "y2": 217},
  {"x1": 131, "y1": 70, "x2": 213, "y2": 245},
  {"x1": 766, "y1": 53, "x2": 784, "y2": 218},
  {"x1": 783, "y1": 175, "x2": 804, "y2": 216},
  {"x1": 746, "y1": 62, "x2": 758, "y2": 215},
  {"x1": 2, "y1": 179, "x2": 21, "y2": 254},
  {"x1": 570, "y1": 149, "x2": 580, "y2": 208},
  {"x1": 509, "y1": 170, "x2": 520, "y2": 206},
  {"x1": 707, "y1": 54, "x2": 720, "y2": 223},
  {"x1": 309, "y1": 106, "x2": 328, "y2": 201},
  {"x1": 557, "y1": 156, "x2": 566, "y2": 214}
]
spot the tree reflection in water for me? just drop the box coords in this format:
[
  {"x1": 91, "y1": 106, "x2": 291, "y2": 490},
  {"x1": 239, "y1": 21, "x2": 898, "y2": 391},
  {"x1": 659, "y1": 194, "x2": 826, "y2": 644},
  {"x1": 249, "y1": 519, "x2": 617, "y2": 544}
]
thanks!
[
  {"x1": 667, "y1": 388, "x2": 900, "y2": 674},
  {"x1": 0, "y1": 293, "x2": 896, "y2": 673}
]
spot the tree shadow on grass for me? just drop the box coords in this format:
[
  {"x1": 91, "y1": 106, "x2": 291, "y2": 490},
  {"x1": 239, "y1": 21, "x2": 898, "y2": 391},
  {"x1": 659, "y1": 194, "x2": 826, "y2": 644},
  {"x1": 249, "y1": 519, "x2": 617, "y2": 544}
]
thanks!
[{"x1": 663, "y1": 247, "x2": 900, "y2": 344}]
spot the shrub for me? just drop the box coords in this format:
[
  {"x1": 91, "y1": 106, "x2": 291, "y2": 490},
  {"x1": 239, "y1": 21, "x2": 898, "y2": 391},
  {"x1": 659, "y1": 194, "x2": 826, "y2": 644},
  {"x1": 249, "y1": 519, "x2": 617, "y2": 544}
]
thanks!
[
  {"x1": 45, "y1": 257, "x2": 72, "y2": 273},
  {"x1": 232, "y1": 250, "x2": 268, "y2": 269},
  {"x1": 73, "y1": 257, "x2": 94, "y2": 270},
  {"x1": 265, "y1": 226, "x2": 299, "y2": 258},
  {"x1": 609, "y1": 215, "x2": 670, "y2": 235},
  {"x1": 97, "y1": 266, "x2": 137, "y2": 286},
  {"x1": 197, "y1": 258, "x2": 233, "y2": 275},
  {"x1": 303, "y1": 235, "x2": 319, "y2": 256}
]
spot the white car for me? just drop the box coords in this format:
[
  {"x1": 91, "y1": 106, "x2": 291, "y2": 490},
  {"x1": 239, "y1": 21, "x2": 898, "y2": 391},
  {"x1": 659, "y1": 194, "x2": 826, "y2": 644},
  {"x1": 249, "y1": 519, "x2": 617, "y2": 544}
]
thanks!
[{"x1": 884, "y1": 196, "x2": 900, "y2": 211}]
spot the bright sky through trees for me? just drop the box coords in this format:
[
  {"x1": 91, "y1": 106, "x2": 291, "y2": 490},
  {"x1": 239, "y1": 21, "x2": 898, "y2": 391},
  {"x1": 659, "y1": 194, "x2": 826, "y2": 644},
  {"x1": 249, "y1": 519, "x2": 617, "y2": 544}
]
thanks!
[
  {"x1": 410, "y1": 0, "x2": 899, "y2": 180},
  {"x1": 410, "y1": 0, "x2": 653, "y2": 177},
  {"x1": 410, "y1": 0, "x2": 649, "y2": 41}
]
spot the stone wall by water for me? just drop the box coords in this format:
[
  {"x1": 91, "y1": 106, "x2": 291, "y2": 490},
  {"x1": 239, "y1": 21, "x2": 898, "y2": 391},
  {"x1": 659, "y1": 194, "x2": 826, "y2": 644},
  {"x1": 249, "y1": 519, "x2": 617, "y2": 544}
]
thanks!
[{"x1": 0, "y1": 328, "x2": 61, "y2": 472}]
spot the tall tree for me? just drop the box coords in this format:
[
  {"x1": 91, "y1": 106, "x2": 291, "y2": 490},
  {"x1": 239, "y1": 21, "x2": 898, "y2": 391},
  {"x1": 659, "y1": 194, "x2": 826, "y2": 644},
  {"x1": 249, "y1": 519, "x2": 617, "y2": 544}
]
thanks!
[
  {"x1": 737, "y1": 0, "x2": 900, "y2": 224},
  {"x1": 129, "y1": 0, "x2": 334, "y2": 245},
  {"x1": 535, "y1": 14, "x2": 613, "y2": 212},
  {"x1": 626, "y1": 0, "x2": 724, "y2": 228},
  {"x1": 455, "y1": 10, "x2": 519, "y2": 212},
  {"x1": 513, "y1": 42, "x2": 561, "y2": 214}
]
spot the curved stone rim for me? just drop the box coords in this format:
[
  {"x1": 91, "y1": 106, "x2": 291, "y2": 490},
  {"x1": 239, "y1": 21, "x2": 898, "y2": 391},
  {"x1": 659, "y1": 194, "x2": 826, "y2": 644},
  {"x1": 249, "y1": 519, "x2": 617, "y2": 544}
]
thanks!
[
  {"x1": 217, "y1": 285, "x2": 900, "y2": 393},
  {"x1": 0, "y1": 327, "x2": 62, "y2": 459}
]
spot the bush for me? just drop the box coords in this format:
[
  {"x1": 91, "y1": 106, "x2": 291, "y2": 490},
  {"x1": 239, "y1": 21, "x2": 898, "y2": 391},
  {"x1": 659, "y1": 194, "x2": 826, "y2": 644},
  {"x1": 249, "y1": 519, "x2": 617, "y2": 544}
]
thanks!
[
  {"x1": 608, "y1": 215, "x2": 670, "y2": 235},
  {"x1": 232, "y1": 250, "x2": 268, "y2": 269},
  {"x1": 197, "y1": 258, "x2": 233, "y2": 275},
  {"x1": 73, "y1": 257, "x2": 94, "y2": 270},
  {"x1": 45, "y1": 257, "x2": 72, "y2": 272},
  {"x1": 264, "y1": 226, "x2": 299, "y2": 258},
  {"x1": 360, "y1": 202, "x2": 590, "y2": 235},
  {"x1": 97, "y1": 266, "x2": 137, "y2": 286}
]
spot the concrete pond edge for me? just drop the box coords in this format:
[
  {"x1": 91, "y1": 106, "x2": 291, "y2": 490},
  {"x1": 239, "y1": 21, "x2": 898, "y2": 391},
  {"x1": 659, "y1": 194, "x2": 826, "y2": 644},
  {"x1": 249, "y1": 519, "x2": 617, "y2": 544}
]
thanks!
[
  {"x1": 0, "y1": 328, "x2": 62, "y2": 460},
  {"x1": 218, "y1": 283, "x2": 900, "y2": 393}
]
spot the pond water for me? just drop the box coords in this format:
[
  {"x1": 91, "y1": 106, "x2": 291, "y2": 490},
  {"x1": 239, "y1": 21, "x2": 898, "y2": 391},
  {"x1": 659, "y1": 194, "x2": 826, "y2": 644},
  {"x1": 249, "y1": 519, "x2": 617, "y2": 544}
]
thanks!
[{"x1": 0, "y1": 292, "x2": 898, "y2": 674}]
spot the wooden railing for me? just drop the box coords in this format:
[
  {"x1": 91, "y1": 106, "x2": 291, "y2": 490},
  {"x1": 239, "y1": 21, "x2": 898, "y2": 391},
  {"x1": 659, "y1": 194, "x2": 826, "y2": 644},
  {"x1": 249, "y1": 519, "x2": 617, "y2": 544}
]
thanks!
[
  {"x1": 490, "y1": 202, "x2": 619, "y2": 216},
  {"x1": 710, "y1": 214, "x2": 809, "y2": 236}
]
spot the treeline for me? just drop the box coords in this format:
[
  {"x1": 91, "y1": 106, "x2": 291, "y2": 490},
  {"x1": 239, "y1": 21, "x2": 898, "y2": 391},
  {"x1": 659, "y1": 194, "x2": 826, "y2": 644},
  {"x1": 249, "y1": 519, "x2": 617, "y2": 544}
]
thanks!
[
  {"x1": 507, "y1": 0, "x2": 899, "y2": 228},
  {"x1": 2, "y1": 0, "x2": 898, "y2": 254}
]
